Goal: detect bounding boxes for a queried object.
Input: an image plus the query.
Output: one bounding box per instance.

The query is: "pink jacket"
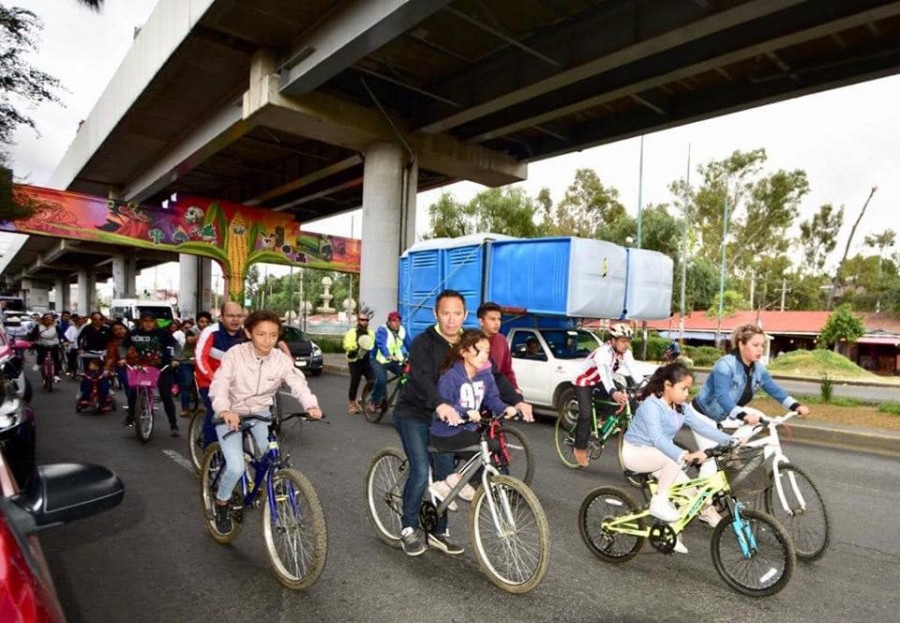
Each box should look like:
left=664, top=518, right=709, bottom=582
left=210, top=342, right=319, bottom=415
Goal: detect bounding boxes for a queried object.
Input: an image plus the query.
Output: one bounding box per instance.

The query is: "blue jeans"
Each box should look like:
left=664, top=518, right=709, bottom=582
left=176, top=362, right=195, bottom=409
left=394, top=413, right=453, bottom=533
left=214, top=416, right=270, bottom=502
left=199, top=388, right=217, bottom=447
left=79, top=375, right=110, bottom=404
left=371, top=360, right=403, bottom=404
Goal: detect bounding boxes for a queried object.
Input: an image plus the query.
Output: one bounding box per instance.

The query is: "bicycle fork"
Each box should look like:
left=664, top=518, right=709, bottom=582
left=771, top=457, right=806, bottom=516
left=728, top=500, right=758, bottom=558
left=481, top=465, right=517, bottom=538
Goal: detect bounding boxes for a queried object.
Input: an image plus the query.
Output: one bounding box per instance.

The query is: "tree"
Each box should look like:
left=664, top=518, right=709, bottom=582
left=827, top=186, right=877, bottom=309
left=798, top=204, right=844, bottom=276
left=684, top=257, right=719, bottom=311
left=539, top=168, right=626, bottom=238
left=706, top=289, right=747, bottom=319
left=864, top=229, right=896, bottom=312
left=424, top=187, right=542, bottom=239
left=0, top=7, right=63, bottom=145
left=819, top=303, right=864, bottom=353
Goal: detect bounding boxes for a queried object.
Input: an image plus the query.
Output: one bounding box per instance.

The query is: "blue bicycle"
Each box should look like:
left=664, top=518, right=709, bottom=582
left=200, top=413, right=327, bottom=590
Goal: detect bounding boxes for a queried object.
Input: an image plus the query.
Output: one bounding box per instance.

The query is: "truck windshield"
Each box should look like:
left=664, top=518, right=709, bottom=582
left=539, top=329, right=600, bottom=359
left=137, top=306, right=173, bottom=321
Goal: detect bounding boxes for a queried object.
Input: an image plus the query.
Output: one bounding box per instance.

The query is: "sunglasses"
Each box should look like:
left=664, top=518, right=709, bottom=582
left=358, top=318, right=369, bottom=322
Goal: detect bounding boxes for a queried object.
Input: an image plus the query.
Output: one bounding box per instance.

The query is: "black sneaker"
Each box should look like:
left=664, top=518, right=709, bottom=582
left=214, top=503, right=233, bottom=534
left=400, top=527, right=426, bottom=557
left=170, top=425, right=180, bottom=437
left=427, top=531, right=464, bottom=555
left=122, top=416, right=134, bottom=427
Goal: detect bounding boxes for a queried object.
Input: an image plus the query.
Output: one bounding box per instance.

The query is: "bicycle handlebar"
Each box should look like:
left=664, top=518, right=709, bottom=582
left=212, top=412, right=324, bottom=439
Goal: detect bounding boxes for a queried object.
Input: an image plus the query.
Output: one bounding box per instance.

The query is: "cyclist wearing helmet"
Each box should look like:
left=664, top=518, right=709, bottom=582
left=571, top=322, right=642, bottom=467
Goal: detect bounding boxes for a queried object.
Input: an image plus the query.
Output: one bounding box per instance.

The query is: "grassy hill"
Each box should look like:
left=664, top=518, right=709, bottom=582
left=767, top=349, right=879, bottom=380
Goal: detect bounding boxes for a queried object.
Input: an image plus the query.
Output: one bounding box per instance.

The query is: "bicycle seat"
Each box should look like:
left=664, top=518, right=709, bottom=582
left=622, top=469, right=655, bottom=486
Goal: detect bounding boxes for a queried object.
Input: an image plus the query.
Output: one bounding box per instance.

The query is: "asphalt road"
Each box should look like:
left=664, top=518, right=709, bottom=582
left=28, top=371, right=900, bottom=623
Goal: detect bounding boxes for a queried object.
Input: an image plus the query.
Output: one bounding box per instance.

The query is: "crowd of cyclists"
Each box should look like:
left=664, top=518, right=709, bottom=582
left=6, top=293, right=815, bottom=585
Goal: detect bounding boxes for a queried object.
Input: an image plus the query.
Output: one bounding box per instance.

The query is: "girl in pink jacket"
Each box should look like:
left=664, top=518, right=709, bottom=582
left=208, top=310, right=323, bottom=533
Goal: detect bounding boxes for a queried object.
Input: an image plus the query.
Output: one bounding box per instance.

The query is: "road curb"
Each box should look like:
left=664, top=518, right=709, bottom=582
left=786, top=422, right=900, bottom=458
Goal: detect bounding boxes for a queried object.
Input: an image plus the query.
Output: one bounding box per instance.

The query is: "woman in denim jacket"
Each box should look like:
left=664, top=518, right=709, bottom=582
left=692, top=325, right=809, bottom=473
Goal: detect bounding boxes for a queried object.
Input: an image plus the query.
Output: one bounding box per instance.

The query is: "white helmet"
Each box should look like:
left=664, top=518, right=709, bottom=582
left=608, top=323, right=634, bottom=339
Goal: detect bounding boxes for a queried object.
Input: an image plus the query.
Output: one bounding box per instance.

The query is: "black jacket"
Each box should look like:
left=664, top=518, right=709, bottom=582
left=395, top=326, right=522, bottom=423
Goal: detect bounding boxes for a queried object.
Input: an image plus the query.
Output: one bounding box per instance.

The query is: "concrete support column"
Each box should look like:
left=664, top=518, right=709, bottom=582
left=76, top=269, right=96, bottom=315
left=111, top=255, right=137, bottom=299
left=179, top=254, right=213, bottom=319
left=21, top=278, right=50, bottom=311
left=359, top=142, right=416, bottom=323
left=54, top=277, right=71, bottom=312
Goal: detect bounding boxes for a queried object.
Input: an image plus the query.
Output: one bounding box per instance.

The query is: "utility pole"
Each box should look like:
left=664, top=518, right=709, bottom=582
left=678, top=144, right=690, bottom=346
left=637, top=135, right=644, bottom=249
left=714, top=194, right=729, bottom=349
left=777, top=278, right=790, bottom=312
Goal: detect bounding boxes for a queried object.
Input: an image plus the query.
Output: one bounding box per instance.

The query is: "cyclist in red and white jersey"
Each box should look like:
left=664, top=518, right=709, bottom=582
left=571, top=323, right=642, bottom=467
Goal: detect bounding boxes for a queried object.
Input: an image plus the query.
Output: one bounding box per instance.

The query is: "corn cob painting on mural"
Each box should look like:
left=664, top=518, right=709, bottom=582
left=3, top=184, right=361, bottom=302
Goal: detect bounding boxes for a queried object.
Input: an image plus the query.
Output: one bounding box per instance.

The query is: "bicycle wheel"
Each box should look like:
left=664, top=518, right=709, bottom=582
left=360, top=380, right=386, bottom=423
left=553, top=412, right=581, bottom=469
left=364, top=448, right=408, bottom=547
left=765, top=463, right=829, bottom=562
left=468, top=475, right=550, bottom=594
left=199, top=443, right=243, bottom=544
left=42, top=363, right=53, bottom=392
left=188, top=411, right=205, bottom=474
left=502, top=425, right=534, bottom=486
left=261, top=468, right=328, bottom=590
left=578, top=486, right=644, bottom=563
left=134, top=389, right=154, bottom=444
left=710, top=508, right=795, bottom=597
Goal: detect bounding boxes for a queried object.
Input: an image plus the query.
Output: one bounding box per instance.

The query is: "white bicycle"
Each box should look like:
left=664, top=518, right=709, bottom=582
left=744, top=411, right=830, bottom=561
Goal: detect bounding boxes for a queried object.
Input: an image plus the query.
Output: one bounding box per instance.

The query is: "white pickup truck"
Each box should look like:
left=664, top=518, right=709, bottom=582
left=506, top=327, right=657, bottom=419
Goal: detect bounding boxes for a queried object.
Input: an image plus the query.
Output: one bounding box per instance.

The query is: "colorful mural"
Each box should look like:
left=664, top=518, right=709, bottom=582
left=2, top=185, right=361, bottom=300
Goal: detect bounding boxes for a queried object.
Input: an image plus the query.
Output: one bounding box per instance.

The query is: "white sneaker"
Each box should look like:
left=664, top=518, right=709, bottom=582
left=673, top=535, right=689, bottom=554
left=649, top=495, right=681, bottom=523
left=698, top=506, right=722, bottom=528
left=428, top=480, right=458, bottom=511
left=53, top=376, right=61, bottom=383
left=32, top=364, right=39, bottom=372
left=445, top=472, right=476, bottom=502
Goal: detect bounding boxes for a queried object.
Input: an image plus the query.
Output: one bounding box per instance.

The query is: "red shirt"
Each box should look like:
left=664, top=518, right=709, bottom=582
left=489, top=332, right=519, bottom=391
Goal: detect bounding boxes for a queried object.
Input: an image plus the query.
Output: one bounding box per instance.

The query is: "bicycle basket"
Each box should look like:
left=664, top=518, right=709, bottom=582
left=127, top=366, right=161, bottom=388
left=721, top=446, right=768, bottom=496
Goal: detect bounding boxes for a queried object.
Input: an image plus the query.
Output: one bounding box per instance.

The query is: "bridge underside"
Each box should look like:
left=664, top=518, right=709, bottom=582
left=5, top=0, right=900, bottom=299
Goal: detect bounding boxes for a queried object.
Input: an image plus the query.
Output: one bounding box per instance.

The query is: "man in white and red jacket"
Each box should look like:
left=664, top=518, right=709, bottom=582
left=195, top=301, right=246, bottom=446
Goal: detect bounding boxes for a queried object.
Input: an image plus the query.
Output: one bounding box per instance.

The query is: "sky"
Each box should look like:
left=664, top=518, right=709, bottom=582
left=4, top=0, right=899, bottom=295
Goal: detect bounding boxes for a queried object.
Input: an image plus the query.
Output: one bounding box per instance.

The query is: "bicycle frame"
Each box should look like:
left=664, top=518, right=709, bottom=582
left=744, top=411, right=808, bottom=515
left=606, top=469, right=760, bottom=558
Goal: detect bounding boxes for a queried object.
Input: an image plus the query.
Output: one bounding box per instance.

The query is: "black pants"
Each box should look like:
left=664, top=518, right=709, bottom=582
left=128, top=367, right=177, bottom=429
left=574, top=385, right=618, bottom=449
left=347, top=359, right=374, bottom=401
left=35, top=345, right=62, bottom=373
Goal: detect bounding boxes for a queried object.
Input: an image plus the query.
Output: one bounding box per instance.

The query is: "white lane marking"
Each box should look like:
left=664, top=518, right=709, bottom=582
left=162, top=449, right=195, bottom=472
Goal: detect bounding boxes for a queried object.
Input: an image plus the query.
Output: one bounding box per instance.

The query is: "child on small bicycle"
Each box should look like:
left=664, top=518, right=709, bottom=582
left=78, top=357, right=111, bottom=412
left=208, top=310, right=323, bottom=534
left=621, top=362, right=734, bottom=554
left=571, top=323, right=642, bottom=467
left=28, top=312, right=64, bottom=383
left=430, top=329, right=517, bottom=507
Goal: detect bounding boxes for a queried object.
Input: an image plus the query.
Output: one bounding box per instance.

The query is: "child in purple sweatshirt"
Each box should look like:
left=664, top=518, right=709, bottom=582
left=430, top=329, right=516, bottom=507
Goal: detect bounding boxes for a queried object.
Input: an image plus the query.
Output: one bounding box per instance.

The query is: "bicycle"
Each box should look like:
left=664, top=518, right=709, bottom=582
left=555, top=382, right=642, bottom=476
left=75, top=371, right=116, bottom=415
left=39, top=346, right=60, bottom=392
left=360, top=362, right=408, bottom=423
left=364, top=413, right=550, bottom=593
left=578, top=443, right=795, bottom=597
left=189, top=390, right=287, bottom=475
left=126, top=364, right=168, bottom=444
left=742, top=410, right=830, bottom=562
left=199, top=413, right=328, bottom=590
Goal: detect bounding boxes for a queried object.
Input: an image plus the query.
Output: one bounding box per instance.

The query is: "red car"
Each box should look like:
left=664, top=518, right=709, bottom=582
left=0, top=437, right=124, bottom=622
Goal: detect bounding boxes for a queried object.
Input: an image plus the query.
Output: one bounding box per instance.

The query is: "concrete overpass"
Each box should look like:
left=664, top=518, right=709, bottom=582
left=3, top=0, right=900, bottom=318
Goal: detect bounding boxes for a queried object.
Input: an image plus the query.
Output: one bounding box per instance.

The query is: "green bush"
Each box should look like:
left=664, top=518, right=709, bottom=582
left=685, top=345, right=723, bottom=367
left=630, top=335, right=671, bottom=361
left=820, top=374, right=833, bottom=403
left=878, top=402, right=900, bottom=417
left=309, top=334, right=344, bottom=354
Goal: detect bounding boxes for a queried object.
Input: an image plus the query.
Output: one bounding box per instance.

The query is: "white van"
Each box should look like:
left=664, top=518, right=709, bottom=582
left=109, top=299, right=179, bottom=328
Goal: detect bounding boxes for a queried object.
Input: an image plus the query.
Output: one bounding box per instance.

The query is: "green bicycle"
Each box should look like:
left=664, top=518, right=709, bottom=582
left=554, top=383, right=640, bottom=473
left=578, top=444, right=795, bottom=597
left=360, top=363, right=408, bottom=423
